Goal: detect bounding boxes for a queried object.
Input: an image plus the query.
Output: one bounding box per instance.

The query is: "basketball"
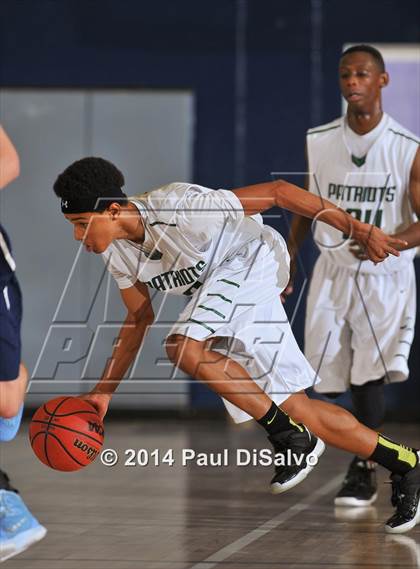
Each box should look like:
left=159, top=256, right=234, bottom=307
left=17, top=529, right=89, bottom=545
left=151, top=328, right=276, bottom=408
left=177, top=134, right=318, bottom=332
left=29, top=396, right=104, bottom=472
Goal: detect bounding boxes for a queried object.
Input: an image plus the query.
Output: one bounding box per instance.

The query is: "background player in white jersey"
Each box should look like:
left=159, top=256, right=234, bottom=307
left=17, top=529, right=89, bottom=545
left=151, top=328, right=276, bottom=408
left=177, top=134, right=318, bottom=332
left=54, top=156, right=419, bottom=532
left=284, top=45, right=420, bottom=509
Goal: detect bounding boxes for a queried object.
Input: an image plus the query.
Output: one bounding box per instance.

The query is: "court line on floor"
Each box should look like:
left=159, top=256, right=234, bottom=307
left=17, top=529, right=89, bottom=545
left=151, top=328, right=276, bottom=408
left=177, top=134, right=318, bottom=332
left=189, top=473, right=343, bottom=569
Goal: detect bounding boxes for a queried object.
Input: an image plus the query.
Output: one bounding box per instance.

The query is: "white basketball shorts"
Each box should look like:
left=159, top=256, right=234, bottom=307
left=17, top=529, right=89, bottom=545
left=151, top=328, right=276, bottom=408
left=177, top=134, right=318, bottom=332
left=168, top=226, right=320, bottom=423
left=305, top=254, right=416, bottom=393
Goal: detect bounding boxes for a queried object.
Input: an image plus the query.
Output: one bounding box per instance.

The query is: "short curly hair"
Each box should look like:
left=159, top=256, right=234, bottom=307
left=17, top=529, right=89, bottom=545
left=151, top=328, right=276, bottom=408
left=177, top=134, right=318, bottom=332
left=340, top=44, right=386, bottom=73
left=53, top=157, right=126, bottom=205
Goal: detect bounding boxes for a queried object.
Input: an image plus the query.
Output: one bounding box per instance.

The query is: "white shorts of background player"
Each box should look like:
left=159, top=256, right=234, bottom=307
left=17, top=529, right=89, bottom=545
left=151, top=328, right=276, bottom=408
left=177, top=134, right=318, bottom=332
left=305, top=255, right=416, bottom=393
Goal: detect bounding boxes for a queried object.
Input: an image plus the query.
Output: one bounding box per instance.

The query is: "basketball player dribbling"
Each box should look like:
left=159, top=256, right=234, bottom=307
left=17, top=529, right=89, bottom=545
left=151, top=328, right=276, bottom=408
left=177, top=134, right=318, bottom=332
left=284, top=45, right=420, bottom=512
left=53, top=153, right=419, bottom=532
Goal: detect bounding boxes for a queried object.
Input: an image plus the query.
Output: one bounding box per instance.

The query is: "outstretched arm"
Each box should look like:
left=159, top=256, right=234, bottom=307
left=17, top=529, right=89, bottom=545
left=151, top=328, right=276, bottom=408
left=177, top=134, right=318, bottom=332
left=232, top=179, right=407, bottom=264
left=233, top=178, right=356, bottom=233
left=82, top=281, right=154, bottom=419
left=0, top=126, right=20, bottom=189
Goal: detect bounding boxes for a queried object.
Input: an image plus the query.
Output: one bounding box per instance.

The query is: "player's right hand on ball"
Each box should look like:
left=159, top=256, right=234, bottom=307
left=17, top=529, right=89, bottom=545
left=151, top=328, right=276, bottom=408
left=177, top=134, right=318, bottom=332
left=80, top=392, right=111, bottom=421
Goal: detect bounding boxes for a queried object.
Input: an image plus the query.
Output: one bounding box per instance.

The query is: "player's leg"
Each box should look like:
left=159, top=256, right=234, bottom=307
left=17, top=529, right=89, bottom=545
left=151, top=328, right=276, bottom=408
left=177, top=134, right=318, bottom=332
left=305, top=258, right=385, bottom=506
left=351, top=378, right=386, bottom=431
left=167, top=234, right=326, bottom=493
left=0, top=362, right=47, bottom=563
left=0, top=278, right=47, bottom=562
left=167, top=334, right=276, bottom=417
left=0, top=279, right=27, bottom=439
left=166, top=333, right=325, bottom=493
left=0, top=282, right=27, bottom=442
left=330, top=378, right=386, bottom=507
left=166, top=336, right=374, bottom=457
left=281, top=391, right=420, bottom=533
left=281, top=392, right=377, bottom=455
left=343, top=265, right=417, bottom=518
left=0, top=364, right=27, bottom=433
left=318, top=383, right=383, bottom=508
left=304, top=257, right=374, bottom=505
left=167, top=335, right=419, bottom=532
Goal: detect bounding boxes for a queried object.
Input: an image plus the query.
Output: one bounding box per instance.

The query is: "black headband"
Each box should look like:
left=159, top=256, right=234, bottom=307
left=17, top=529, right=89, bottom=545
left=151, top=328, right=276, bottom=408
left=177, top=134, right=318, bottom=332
left=60, top=187, right=127, bottom=214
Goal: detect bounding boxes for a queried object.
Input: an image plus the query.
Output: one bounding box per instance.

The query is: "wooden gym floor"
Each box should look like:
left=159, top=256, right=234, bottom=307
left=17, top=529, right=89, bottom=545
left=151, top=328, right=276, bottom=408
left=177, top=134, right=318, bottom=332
left=1, top=418, right=419, bottom=569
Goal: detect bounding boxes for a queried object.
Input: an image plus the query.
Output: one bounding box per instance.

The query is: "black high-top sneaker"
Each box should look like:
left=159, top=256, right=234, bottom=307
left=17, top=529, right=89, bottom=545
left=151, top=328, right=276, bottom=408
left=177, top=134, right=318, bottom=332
left=334, top=457, right=378, bottom=507
left=268, top=426, right=325, bottom=494
left=386, top=464, right=420, bottom=534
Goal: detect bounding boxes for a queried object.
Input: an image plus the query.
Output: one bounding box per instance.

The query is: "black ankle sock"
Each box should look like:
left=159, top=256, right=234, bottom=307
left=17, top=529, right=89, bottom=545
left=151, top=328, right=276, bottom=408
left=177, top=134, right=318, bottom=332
left=369, top=435, right=419, bottom=475
left=257, top=402, right=304, bottom=436
left=0, top=469, right=18, bottom=493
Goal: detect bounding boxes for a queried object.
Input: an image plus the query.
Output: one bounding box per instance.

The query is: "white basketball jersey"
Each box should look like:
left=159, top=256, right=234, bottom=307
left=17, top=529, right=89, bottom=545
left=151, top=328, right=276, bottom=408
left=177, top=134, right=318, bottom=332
left=306, top=113, right=419, bottom=274
left=102, top=183, right=266, bottom=296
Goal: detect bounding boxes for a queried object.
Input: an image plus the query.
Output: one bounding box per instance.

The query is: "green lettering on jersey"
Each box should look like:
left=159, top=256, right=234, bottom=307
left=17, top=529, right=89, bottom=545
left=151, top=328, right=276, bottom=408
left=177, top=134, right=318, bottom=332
left=343, top=208, right=383, bottom=239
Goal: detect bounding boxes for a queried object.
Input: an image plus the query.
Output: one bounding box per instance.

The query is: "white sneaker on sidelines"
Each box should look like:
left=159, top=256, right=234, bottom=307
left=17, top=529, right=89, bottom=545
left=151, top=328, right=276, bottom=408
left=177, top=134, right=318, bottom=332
left=0, top=490, right=47, bottom=562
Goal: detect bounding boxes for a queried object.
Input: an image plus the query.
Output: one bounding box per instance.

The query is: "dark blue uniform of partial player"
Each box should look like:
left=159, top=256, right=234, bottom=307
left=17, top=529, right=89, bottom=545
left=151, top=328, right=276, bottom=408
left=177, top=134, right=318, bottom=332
left=0, top=223, right=22, bottom=381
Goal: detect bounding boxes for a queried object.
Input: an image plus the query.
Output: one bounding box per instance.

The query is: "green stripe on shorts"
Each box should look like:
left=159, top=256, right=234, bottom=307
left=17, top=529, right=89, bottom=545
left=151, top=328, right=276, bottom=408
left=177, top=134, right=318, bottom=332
left=188, top=318, right=216, bottom=334
left=207, top=293, right=232, bottom=303
left=149, top=221, right=177, bottom=227
left=217, top=278, right=240, bottom=288
left=197, top=304, right=226, bottom=319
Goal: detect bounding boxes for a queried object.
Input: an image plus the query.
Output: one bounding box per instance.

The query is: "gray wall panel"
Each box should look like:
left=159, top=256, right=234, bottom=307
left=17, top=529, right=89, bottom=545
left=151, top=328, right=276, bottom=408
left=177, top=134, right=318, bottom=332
left=0, top=89, right=194, bottom=409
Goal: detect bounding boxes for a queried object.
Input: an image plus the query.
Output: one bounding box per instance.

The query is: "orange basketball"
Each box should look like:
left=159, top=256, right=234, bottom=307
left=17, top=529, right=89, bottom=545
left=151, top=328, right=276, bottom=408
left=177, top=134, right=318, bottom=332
left=29, top=396, right=104, bottom=471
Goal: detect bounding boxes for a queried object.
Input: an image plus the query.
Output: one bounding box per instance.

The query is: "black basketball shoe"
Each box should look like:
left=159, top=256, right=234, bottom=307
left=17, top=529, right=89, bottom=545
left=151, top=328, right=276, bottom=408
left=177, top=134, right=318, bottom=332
left=386, top=464, right=420, bottom=534
left=334, top=457, right=378, bottom=507
left=268, top=426, right=325, bottom=494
